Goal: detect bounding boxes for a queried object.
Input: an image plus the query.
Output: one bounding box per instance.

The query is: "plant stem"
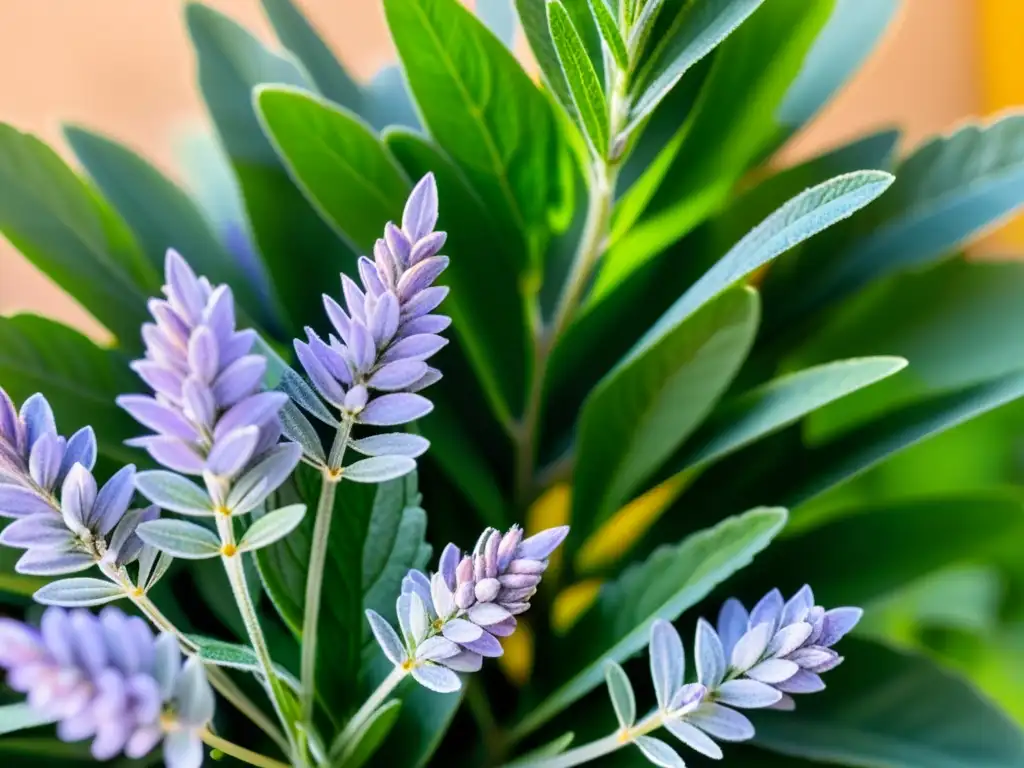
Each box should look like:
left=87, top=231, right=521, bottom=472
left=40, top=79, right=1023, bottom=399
left=201, top=728, right=291, bottom=768
left=466, top=677, right=503, bottom=761
left=218, top=515, right=301, bottom=764
left=503, top=712, right=664, bottom=768
left=299, top=416, right=352, bottom=746
left=335, top=666, right=408, bottom=748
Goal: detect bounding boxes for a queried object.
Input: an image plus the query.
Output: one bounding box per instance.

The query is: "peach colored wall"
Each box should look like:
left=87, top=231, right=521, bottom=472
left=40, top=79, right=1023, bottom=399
left=0, top=0, right=989, bottom=338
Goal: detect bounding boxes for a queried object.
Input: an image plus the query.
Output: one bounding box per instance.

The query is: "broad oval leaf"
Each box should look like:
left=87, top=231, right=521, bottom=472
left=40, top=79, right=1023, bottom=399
left=135, top=471, right=213, bottom=516
left=549, top=0, right=609, bottom=157
left=33, top=577, right=125, bottom=608
left=239, top=504, right=307, bottom=551
left=256, top=86, right=410, bottom=253
left=349, top=433, right=430, bottom=459
left=514, top=507, right=786, bottom=739
left=571, top=286, right=759, bottom=551
left=136, top=519, right=221, bottom=560
left=753, top=639, right=1024, bottom=768
left=344, top=456, right=417, bottom=484
left=604, top=660, right=636, bottom=728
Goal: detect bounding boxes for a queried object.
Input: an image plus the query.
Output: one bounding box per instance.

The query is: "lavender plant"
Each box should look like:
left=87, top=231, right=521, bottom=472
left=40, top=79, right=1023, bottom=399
left=2, top=0, right=1024, bottom=767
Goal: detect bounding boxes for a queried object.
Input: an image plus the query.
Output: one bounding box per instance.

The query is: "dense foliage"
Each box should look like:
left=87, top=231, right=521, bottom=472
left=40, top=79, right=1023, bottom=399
left=2, top=0, right=1024, bottom=766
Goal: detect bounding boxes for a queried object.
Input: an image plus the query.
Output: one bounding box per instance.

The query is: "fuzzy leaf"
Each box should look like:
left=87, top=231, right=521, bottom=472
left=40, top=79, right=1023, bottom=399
left=188, top=634, right=301, bottom=692
left=135, top=471, right=213, bottom=516
left=136, top=519, right=221, bottom=559
left=549, top=0, right=609, bottom=157
left=344, top=456, right=417, bottom=484
left=604, top=660, right=636, bottom=728
left=33, top=578, right=125, bottom=608
left=0, top=704, right=57, bottom=737
left=239, top=504, right=306, bottom=551
left=588, top=0, right=627, bottom=70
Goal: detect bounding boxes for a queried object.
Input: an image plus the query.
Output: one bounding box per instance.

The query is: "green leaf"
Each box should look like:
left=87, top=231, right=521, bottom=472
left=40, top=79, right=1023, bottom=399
left=61, top=124, right=267, bottom=325
left=587, top=0, right=627, bottom=71
left=136, top=519, right=221, bottom=559
left=677, top=356, right=908, bottom=471
left=604, top=661, right=636, bottom=727
left=776, top=0, right=900, bottom=132
left=571, top=287, right=759, bottom=551
left=134, top=471, right=213, bottom=517
left=783, top=112, right=1024, bottom=321
left=618, top=170, right=893, bottom=337
left=549, top=0, right=609, bottom=157
left=343, top=456, right=416, bottom=484
left=516, top=506, right=786, bottom=739
left=384, top=0, right=563, bottom=262
left=239, top=504, right=307, bottom=551
left=607, top=0, right=834, bottom=275
left=260, top=0, right=364, bottom=110
left=627, top=0, right=765, bottom=133
left=0, top=704, right=56, bottom=737
left=385, top=129, right=530, bottom=424
left=256, top=86, right=411, bottom=253
left=188, top=633, right=301, bottom=691
left=0, top=315, right=140, bottom=465
left=33, top=578, right=125, bottom=608
left=333, top=700, right=402, bottom=768
left=0, top=125, right=158, bottom=346
left=186, top=1, right=352, bottom=332
left=505, top=733, right=576, bottom=765
left=752, top=639, right=1024, bottom=768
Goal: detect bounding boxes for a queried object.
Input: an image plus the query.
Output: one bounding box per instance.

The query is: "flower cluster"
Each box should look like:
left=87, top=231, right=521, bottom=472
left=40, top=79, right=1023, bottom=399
left=294, top=174, right=450, bottom=438
left=0, top=388, right=156, bottom=578
left=366, top=524, right=570, bottom=692
left=119, top=250, right=300, bottom=513
left=0, top=606, right=213, bottom=767
left=601, top=587, right=862, bottom=766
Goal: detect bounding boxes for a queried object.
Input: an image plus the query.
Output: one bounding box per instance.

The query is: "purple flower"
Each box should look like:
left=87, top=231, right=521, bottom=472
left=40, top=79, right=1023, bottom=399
left=293, top=174, right=450, bottom=438
left=0, top=606, right=213, bottom=767
left=365, top=524, right=569, bottom=693
left=119, top=250, right=300, bottom=509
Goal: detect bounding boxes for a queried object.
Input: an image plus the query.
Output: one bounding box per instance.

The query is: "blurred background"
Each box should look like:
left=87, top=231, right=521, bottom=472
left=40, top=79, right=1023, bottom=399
left=1, top=0, right=1024, bottom=340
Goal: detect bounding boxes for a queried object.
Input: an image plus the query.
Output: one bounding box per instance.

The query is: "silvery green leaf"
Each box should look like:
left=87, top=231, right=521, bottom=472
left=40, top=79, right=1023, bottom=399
left=548, top=0, right=609, bottom=158
left=716, top=679, right=781, bottom=709
left=604, top=660, right=636, bottom=728
left=280, top=400, right=326, bottom=464
left=504, top=733, right=576, bottom=765
left=188, top=634, right=302, bottom=692
left=366, top=609, right=406, bottom=666
left=145, top=550, right=175, bottom=592
left=134, top=470, right=213, bottom=516
left=695, top=618, right=727, bottom=689
left=634, top=735, right=685, bottom=767
left=664, top=719, right=723, bottom=760
left=411, top=663, right=461, bottom=693
left=227, top=443, right=302, bottom=513
left=33, top=577, right=125, bottom=607
left=0, top=702, right=58, bottom=736
left=588, top=0, right=627, bottom=71
left=649, top=619, right=684, bottom=710
left=333, top=699, right=402, bottom=768
left=279, top=366, right=340, bottom=426
left=238, top=503, right=306, bottom=551
left=344, top=456, right=416, bottom=484
left=349, top=433, right=430, bottom=459
left=688, top=703, right=754, bottom=741
left=137, top=519, right=221, bottom=559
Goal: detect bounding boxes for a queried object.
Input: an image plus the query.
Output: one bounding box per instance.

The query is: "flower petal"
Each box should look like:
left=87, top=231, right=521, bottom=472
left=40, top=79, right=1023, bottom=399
left=716, top=679, right=783, bottom=709
left=411, top=664, right=461, bottom=693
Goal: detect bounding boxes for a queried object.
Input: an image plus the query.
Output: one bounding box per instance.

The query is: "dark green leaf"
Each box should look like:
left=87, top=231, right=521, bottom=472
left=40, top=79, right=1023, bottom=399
left=517, top=506, right=786, bottom=739
left=753, top=639, right=1024, bottom=768
left=260, top=0, right=364, bottom=110
left=571, top=287, right=759, bottom=551
left=334, top=699, right=402, bottom=768
left=549, top=0, right=609, bottom=157
left=256, top=86, right=410, bottom=253
left=0, top=314, right=139, bottom=465
left=186, top=1, right=353, bottom=333
left=0, top=125, right=158, bottom=346
left=384, top=0, right=564, bottom=265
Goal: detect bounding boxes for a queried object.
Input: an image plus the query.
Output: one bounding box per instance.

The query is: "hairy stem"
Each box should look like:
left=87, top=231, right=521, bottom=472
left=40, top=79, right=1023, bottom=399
left=201, top=728, right=291, bottom=768
left=299, top=416, right=352, bottom=744
left=335, top=666, right=408, bottom=749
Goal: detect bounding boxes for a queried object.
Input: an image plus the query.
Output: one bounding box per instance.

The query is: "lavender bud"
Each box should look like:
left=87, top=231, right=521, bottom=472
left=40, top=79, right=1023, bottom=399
left=455, top=582, right=476, bottom=610
left=474, top=578, right=501, bottom=603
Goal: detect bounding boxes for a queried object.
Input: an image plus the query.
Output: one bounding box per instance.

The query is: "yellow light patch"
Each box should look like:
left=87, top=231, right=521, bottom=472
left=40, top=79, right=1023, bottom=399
left=552, top=579, right=604, bottom=635
left=527, top=482, right=572, bottom=577
left=498, top=618, right=534, bottom=686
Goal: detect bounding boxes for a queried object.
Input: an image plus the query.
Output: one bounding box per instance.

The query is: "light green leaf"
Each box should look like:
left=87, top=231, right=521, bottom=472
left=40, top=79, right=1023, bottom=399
left=137, top=519, right=221, bottom=560
left=186, top=1, right=352, bottom=332
left=0, top=704, right=56, bottom=737
left=752, top=639, right=1024, bottom=768
left=678, top=356, right=908, bottom=470
left=188, top=634, right=301, bottom=691
left=256, top=86, right=410, bottom=252
left=515, top=507, right=786, bottom=739
left=333, top=699, right=402, bottom=768
left=33, top=578, right=125, bottom=608
left=344, top=456, right=416, bottom=484
left=571, top=287, right=759, bottom=551
left=0, top=315, right=140, bottom=465
left=625, top=170, right=893, bottom=341
left=0, top=125, right=158, bottom=347
left=587, top=0, right=627, bottom=71
left=628, top=0, right=765, bottom=133
left=260, top=0, right=364, bottom=110
left=134, top=471, right=213, bottom=517
left=605, top=661, right=636, bottom=728
left=549, top=0, right=609, bottom=157
left=384, top=0, right=563, bottom=262
left=505, top=734, right=576, bottom=765
left=239, top=504, right=307, bottom=551
left=61, top=124, right=266, bottom=323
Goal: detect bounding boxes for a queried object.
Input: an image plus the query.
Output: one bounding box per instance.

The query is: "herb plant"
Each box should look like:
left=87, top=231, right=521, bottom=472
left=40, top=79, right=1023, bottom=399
left=1, top=0, right=1024, bottom=767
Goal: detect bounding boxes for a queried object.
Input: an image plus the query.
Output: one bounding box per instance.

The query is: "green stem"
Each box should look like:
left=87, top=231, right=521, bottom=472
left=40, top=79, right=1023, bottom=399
left=335, top=666, right=408, bottom=749
left=504, top=713, right=663, bottom=768
left=218, top=516, right=301, bottom=763
left=201, top=728, right=291, bottom=768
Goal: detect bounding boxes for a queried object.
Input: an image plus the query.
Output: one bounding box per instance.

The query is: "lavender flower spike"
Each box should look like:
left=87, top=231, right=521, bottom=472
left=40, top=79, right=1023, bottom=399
left=366, top=524, right=569, bottom=693
left=0, top=606, right=213, bottom=767
left=294, top=174, right=450, bottom=444
left=119, top=250, right=300, bottom=511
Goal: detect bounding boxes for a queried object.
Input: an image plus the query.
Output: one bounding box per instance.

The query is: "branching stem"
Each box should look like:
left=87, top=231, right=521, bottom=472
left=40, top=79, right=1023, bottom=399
left=201, top=728, right=291, bottom=768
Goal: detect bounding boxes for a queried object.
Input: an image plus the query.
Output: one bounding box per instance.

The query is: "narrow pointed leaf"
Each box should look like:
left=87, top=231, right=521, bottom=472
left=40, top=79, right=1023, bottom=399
left=588, top=0, right=627, bottom=70
left=549, top=0, right=609, bottom=157
left=33, top=578, right=125, bottom=607
left=137, top=519, right=221, bottom=559
left=239, top=504, right=307, bottom=551
left=0, top=704, right=58, bottom=737
left=334, top=700, right=403, bottom=768
left=604, top=661, right=636, bottom=727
